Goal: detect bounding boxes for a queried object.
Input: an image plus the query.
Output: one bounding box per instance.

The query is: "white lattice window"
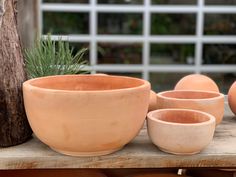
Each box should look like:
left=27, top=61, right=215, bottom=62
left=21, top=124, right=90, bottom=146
left=39, top=0, right=236, bottom=93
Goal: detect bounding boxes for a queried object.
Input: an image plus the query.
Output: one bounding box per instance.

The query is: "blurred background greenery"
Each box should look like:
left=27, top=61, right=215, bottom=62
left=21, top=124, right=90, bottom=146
left=20, top=0, right=236, bottom=93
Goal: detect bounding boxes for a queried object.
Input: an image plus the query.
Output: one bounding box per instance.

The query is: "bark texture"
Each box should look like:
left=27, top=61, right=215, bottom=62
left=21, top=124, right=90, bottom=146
left=0, top=0, right=32, bottom=147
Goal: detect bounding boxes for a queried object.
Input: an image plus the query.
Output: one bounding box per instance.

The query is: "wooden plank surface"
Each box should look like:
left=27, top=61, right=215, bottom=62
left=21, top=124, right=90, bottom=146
left=0, top=103, right=236, bottom=169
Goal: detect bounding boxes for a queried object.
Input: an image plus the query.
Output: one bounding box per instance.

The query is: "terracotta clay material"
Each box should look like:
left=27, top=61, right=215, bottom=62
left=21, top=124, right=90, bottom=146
left=156, top=90, right=224, bottom=125
left=174, top=74, right=219, bottom=92
left=148, top=90, right=157, bottom=112
left=147, top=109, right=215, bottom=155
left=228, top=81, right=236, bottom=115
left=23, top=75, right=150, bottom=156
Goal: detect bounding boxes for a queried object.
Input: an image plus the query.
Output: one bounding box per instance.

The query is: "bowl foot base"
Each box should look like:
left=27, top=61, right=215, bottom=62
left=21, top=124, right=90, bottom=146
left=159, top=147, right=201, bottom=155
left=50, top=146, right=123, bottom=157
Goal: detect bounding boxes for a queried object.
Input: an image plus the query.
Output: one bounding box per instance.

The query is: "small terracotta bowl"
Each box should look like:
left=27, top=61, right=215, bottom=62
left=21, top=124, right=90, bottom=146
left=147, top=109, right=216, bottom=155
left=23, top=74, right=150, bottom=156
left=156, top=90, right=224, bottom=125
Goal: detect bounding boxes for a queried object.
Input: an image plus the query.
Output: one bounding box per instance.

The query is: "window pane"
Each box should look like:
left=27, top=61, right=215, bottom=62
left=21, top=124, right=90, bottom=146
left=204, top=14, right=236, bottom=35
left=97, top=0, right=143, bottom=4
left=203, top=44, right=236, bottom=64
left=205, top=0, right=236, bottom=5
left=151, top=14, right=196, bottom=35
left=69, top=42, right=90, bottom=64
left=97, top=43, right=142, bottom=64
left=203, top=73, right=236, bottom=93
left=43, top=12, right=89, bottom=35
left=98, top=72, right=142, bottom=78
left=43, top=0, right=89, bottom=3
left=98, top=13, right=143, bottom=35
left=150, top=44, right=195, bottom=64
left=150, top=73, right=192, bottom=92
left=152, top=0, right=196, bottom=5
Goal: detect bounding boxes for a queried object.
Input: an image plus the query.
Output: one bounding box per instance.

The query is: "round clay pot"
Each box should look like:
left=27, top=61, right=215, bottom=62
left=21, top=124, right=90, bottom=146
left=147, top=109, right=215, bottom=155
left=228, top=81, right=236, bottom=115
left=174, top=74, right=219, bottom=92
left=156, top=90, right=224, bottom=125
left=148, top=90, right=157, bottom=112
left=23, top=75, right=150, bottom=156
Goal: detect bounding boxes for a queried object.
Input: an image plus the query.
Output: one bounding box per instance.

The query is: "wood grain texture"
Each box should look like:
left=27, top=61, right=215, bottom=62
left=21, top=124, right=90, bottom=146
left=0, top=103, right=235, bottom=169
left=0, top=0, right=32, bottom=147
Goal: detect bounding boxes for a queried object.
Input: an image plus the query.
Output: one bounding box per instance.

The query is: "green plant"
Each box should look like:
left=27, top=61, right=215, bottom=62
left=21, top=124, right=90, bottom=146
left=25, top=35, right=88, bottom=78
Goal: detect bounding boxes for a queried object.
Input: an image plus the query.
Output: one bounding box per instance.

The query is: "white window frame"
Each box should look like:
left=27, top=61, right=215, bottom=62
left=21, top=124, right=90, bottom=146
left=39, top=0, right=236, bottom=80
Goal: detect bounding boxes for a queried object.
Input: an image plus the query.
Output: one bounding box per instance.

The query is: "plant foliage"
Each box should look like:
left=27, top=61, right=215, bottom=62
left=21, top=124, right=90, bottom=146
left=25, top=35, right=88, bottom=78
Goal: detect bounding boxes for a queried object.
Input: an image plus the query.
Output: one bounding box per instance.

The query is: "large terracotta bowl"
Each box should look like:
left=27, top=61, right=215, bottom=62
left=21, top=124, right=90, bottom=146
left=23, top=75, right=150, bottom=156
left=156, top=90, right=224, bottom=125
left=147, top=109, right=215, bottom=155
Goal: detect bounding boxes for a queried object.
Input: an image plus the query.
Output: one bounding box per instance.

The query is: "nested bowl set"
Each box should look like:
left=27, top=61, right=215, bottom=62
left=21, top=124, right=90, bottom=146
left=23, top=74, right=236, bottom=156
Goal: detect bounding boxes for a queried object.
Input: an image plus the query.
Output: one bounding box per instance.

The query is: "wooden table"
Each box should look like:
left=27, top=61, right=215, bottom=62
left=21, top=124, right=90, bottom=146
left=0, top=104, right=236, bottom=170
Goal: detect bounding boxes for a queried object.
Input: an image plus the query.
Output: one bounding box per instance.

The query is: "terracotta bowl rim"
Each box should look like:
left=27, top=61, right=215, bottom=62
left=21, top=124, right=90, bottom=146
left=157, top=90, right=224, bottom=101
left=147, top=109, right=215, bottom=126
left=23, top=74, right=150, bottom=93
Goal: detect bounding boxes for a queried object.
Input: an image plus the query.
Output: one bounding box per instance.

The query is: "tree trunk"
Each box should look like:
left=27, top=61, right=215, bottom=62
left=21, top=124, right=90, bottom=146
left=0, top=0, right=32, bottom=147
left=17, top=0, right=39, bottom=48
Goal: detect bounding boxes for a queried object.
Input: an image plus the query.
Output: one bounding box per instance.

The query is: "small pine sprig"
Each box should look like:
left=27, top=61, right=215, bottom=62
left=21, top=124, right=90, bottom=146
left=24, top=35, right=88, bottom=78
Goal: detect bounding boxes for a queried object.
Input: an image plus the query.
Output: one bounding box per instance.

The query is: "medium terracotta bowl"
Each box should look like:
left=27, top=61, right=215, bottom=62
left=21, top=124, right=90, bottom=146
left=156, top=90, right=224, bottom=125
left=147, top=109, right=215, bottom=155
left=23, top=75, right=150, bottom=156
